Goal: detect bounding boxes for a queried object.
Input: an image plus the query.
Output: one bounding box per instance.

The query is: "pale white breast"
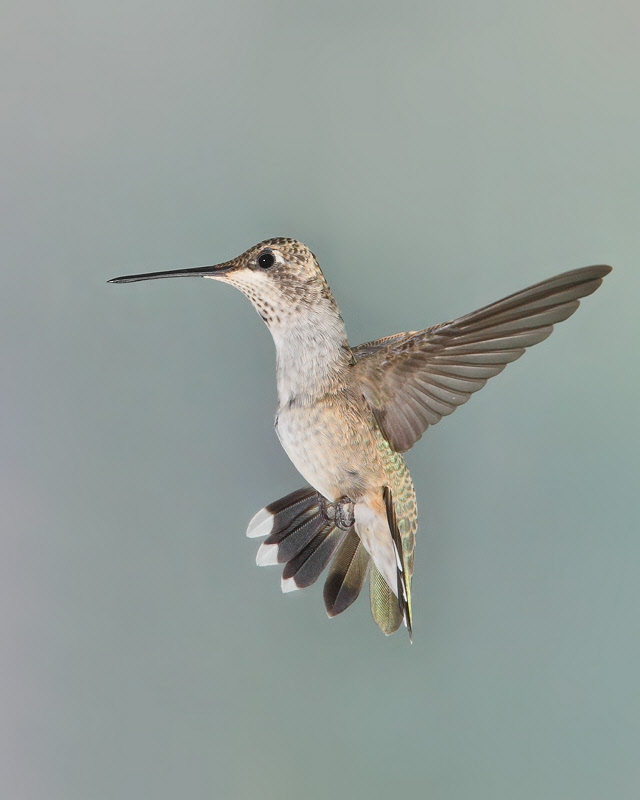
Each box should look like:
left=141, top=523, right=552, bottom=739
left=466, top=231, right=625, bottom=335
left=275, top=395, right=382, bottom=503
left=275, top=402, right=339, bottom=501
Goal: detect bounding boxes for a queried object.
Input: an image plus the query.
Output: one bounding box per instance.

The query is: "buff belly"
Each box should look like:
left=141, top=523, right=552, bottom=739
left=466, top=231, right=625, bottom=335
left=275, top=395, right=417, bottom=599
left=275, top=396, right=382, bottom=503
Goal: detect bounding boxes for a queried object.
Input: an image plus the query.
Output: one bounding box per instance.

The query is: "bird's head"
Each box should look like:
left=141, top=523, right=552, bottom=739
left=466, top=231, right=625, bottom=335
left=109, top=238, right=338, bottom=328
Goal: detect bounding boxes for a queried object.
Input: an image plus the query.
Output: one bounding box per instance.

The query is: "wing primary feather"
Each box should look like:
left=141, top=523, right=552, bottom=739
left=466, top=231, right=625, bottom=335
left=353, top=264, right=610, bottom=454
left=445, top=266, right=610, bottom=330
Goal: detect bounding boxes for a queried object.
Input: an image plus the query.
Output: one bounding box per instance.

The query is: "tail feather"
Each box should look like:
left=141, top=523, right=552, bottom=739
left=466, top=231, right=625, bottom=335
left=369, top=566, right=403, bottom=635
left=383, top=486, right=413, bottom=639
left=246, top=487, right=317, bottom=539
left=282, top=526, right=345, bottom=591
left=259, top=511, right=326, bottom=565
left=248, top=487, right=410, bottom=637
left=248, top=487, right=346, bottom=593
left=323, top=529, right=371, bottom=617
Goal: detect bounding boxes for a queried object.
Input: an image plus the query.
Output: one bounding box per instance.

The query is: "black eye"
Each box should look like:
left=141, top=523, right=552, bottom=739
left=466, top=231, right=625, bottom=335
left=258, top=251, right=275, bottom=269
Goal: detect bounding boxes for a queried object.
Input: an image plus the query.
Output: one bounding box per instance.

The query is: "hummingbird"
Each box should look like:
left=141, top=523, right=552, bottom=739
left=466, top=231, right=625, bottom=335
left=109, top=240, right=611, bottom=639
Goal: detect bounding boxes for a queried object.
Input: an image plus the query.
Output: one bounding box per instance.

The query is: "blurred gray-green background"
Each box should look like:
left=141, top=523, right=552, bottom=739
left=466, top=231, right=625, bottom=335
left=2, top=2, right=639, bottom=798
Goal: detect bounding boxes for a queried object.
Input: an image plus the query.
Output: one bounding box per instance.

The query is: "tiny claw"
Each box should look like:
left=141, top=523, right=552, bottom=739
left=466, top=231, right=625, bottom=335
left=335, top=496, right=355, bottom=530
left=319, top=495, right=355, bottom=529
left=319, top=495, right=336, bottom=523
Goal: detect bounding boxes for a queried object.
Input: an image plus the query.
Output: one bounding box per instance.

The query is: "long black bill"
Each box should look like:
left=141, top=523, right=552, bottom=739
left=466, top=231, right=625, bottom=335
left=108, top=262, right=233, bottom=284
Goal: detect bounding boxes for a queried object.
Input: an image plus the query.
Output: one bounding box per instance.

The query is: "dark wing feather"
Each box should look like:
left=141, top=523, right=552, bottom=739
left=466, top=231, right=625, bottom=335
left=353, top=265, right=611, bottom=453
left=383, top=486, right=412, bottom=639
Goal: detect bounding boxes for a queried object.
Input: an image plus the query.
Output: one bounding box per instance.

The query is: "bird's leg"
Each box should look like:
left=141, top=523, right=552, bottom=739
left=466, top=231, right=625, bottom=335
left=319, top=494, right=355, bottom=530
left=319, top=494, right=336, bottom=523
left=335, top=496, right=355, bottom=529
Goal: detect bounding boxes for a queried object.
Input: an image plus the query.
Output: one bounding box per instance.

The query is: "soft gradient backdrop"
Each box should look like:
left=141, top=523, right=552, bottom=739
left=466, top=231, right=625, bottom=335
left=2, top=2, right=638, bottom=798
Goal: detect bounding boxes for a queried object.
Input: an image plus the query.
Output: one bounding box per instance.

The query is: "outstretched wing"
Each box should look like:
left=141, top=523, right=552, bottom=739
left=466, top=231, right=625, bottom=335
left=353, top=264, right=611, bottom=453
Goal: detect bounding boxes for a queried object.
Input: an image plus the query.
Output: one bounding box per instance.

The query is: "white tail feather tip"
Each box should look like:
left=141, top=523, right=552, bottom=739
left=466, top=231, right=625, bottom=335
left=246, top=508, right=274, bottom=538
left=256, top=542, right=279, bottom=566
left=281, top=575, right=300, bottom=593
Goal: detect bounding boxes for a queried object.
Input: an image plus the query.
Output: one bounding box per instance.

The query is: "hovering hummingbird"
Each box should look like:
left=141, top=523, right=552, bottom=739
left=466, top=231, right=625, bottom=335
left=110, top=240, right=610, bottom=639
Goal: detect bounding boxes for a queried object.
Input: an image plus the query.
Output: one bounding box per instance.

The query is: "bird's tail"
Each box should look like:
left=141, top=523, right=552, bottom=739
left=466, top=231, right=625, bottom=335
left=247, top=487, right=413, bottom=636
left=369, top=565, right=403, bottom=635
left=324, top=528, right=370, bottom=617
left=247, top=487, right=345, bottom=592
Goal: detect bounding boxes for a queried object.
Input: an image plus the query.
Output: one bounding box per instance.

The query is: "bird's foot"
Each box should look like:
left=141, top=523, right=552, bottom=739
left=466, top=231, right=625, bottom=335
left=319, top=495, right=355, bottom=530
